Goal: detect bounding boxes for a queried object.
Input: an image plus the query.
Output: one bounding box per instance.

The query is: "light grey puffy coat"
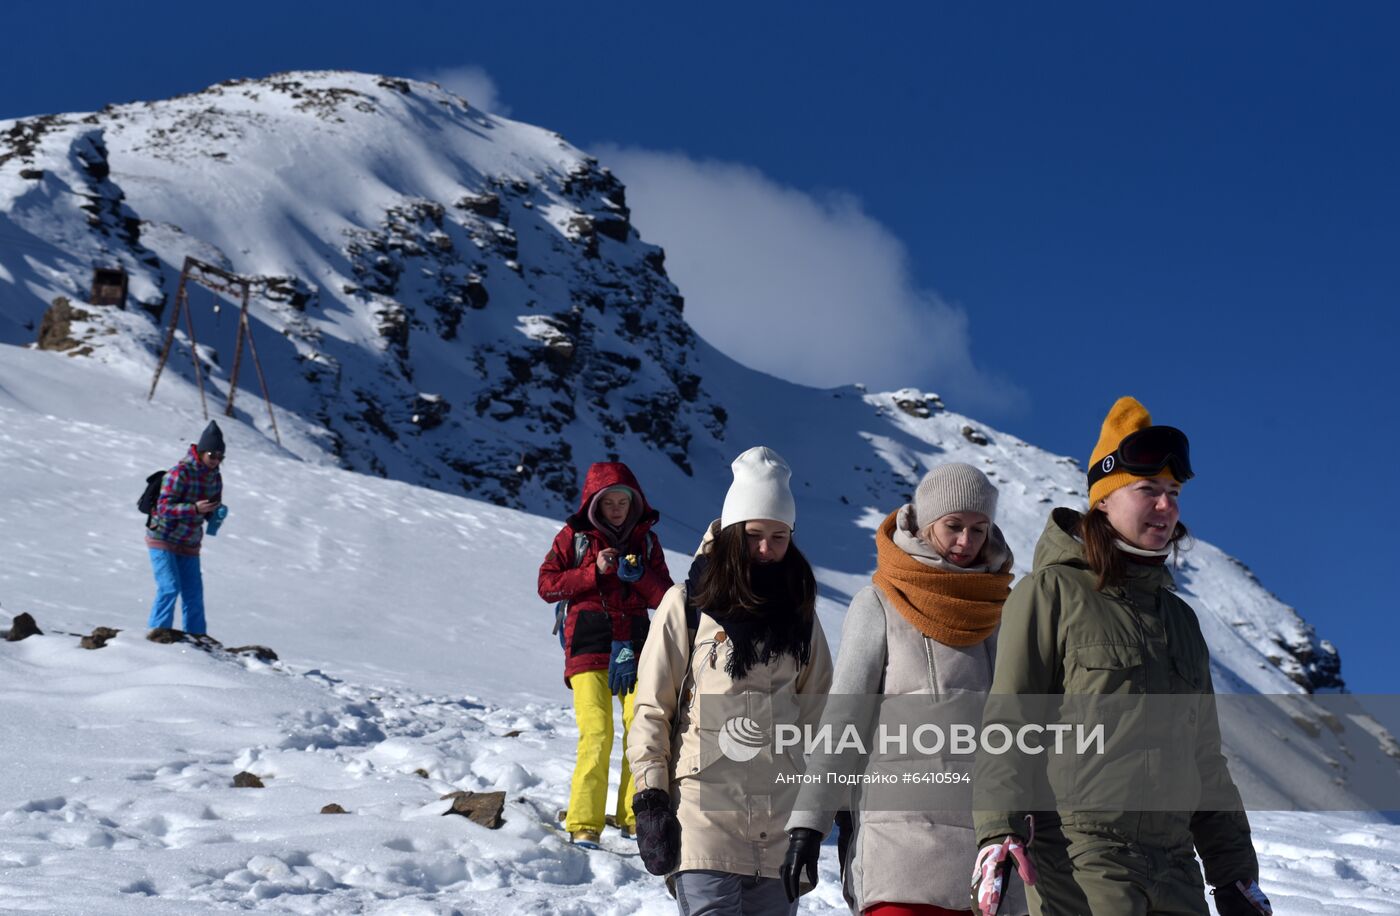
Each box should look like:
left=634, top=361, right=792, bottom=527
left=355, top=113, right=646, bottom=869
left=787, top=505, right=1027, bottom=914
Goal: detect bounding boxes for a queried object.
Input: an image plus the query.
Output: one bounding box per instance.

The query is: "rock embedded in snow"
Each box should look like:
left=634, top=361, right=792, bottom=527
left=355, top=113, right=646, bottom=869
left=232, top=771, right=265, bottom=788
left=440, top=790, right=506, bottom=829
left=35, top=298, right=94, bottom=356
left=4, top=612, right=43, bottom=641
left=226, top=644, right=279, bottom=662
left=961, top=424, right=990, bottom=446
left=78, top=626, right=119, bottom=650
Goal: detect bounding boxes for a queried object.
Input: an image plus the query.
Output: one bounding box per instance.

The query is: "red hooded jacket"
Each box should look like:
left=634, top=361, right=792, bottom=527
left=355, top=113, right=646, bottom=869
left=538, top=462, right=673, bottom=686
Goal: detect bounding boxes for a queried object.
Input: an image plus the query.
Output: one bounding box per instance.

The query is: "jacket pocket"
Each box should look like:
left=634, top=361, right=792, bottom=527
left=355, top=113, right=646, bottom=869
left=1169, top=651, right=1203, bottom=693
left=671, top=729, right=727, bottom=782
left=1067, top=643, right=1144, bottom=694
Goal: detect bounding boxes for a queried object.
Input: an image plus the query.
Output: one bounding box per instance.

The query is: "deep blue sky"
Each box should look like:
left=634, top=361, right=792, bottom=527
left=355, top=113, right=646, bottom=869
left=4, top=2, right=1396, bottom=693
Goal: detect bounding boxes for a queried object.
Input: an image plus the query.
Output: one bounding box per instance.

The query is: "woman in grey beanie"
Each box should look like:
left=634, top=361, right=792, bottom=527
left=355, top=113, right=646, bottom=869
left=782, top=462, right=1028, bottom=915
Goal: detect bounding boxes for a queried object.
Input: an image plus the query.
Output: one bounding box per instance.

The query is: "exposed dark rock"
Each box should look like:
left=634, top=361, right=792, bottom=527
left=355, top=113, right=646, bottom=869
left=232, top=771, right=265, bottom=788
left=565, top=214, right=600, bottom=258
left=261, top=275, right=314, bottom=311
left=411, top=394, right=450, bottom=431
left=226, top=644, right=279, bottom=662
left=373, top=304, right=409, bottom=358
left=894, top=391, right=935, bottom=419
left=36, top=297, right=93, bottom=353
left=354, top=391, right=399, bottom=442
left=961, top=425, right=990, bottom=446
left=0, top=115, right=68, bottom=168
left=490, top=226, right=518, bottom=259
left=19, top=168, right=43, bottom=180
left=414, top=768, right=431, bottom=778
left=79, top=627, right=120, bottom=650
left=1273, top=633, right=1345, bottom=693
left=440, top=790, right=505, bottom=829
left=593, top=213, right=630, bottom=243
left=455, top=192, right=500, bottom=218
left=464, top=277, right=489, bottom=310
left=4, top=612, right=43, bottom=641
left=321, top=803, right=349, bottom=814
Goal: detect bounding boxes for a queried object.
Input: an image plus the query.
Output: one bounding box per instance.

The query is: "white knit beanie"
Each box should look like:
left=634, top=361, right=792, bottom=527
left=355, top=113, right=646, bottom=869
left=912, top=462, right=998, bottom=530
left=720, top=446, right=797, bottom=530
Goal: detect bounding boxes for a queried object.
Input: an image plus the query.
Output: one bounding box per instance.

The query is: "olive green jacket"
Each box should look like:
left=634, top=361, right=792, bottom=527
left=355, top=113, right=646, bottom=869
left=973, top=509, right=1258, bottom=889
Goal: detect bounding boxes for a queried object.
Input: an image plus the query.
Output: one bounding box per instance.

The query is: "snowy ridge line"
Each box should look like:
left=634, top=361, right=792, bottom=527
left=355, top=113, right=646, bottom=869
left=0, top=69, right=1345, bottom=700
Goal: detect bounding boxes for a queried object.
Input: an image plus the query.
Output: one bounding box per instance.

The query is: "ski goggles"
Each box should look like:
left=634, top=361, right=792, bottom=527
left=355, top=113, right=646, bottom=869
left=1087, top=425, right=1194, bottom=486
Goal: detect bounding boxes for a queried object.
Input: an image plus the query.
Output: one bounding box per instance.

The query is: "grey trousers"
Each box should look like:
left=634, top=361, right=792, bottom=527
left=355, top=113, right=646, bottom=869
left=674, top=870, right=799, bottom=916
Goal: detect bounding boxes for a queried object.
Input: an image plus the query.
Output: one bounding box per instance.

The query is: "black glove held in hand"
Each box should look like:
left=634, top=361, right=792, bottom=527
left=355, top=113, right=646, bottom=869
left=1214, top=879, right=1273, bottom=916
left=632, top=789, right=680, bottom=876
left=780, top=827, right=823, bottom=902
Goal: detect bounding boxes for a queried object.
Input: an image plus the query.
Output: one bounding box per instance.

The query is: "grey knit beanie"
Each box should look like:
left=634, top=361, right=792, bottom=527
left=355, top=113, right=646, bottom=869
left=912, top=462, right=998, bottom=530
left=196, top=420, right=225, bottom=455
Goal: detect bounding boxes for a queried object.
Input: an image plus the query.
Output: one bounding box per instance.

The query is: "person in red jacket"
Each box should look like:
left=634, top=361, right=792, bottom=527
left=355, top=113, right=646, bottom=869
left=539, top=461, right=673, bottom=849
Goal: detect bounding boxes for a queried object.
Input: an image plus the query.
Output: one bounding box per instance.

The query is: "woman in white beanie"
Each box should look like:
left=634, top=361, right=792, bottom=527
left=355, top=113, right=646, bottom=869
left=782, top=462, right=1028, bottom=916
left=628, top=446, right=833, bottom=915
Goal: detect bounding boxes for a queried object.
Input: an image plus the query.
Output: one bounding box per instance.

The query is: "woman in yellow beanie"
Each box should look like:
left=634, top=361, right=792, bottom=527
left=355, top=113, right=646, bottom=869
left=971, top=398, right=1272, bottom=916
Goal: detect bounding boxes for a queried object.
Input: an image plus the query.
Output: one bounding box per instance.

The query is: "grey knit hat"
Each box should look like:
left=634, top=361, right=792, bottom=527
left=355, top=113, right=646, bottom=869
left=912, top=462, right=998, bottom=530
left=196, top=420, right=225, bottom=455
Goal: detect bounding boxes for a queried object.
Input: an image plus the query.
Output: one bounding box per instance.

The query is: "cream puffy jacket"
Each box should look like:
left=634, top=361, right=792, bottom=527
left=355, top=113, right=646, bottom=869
left=626, top=526, right=833, bottom=884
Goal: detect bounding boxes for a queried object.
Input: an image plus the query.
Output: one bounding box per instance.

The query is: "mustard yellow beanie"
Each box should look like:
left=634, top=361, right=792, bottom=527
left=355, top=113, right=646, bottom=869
left=1088, top=397, right=1186, bottom=507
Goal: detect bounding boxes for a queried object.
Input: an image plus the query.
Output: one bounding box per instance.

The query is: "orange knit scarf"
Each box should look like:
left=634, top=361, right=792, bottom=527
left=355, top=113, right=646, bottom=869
left=870, top=510, right=1011, bottom=647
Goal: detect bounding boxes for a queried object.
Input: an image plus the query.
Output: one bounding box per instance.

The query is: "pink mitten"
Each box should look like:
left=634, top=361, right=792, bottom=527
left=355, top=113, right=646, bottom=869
left=970, top=834, right=1038, bottom=916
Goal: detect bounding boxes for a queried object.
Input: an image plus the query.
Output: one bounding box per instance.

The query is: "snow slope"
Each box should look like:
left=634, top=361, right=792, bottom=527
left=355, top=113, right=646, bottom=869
left=3, top=339, right=1400, bottom=915
left=1, top=70, right=1397, bottom=913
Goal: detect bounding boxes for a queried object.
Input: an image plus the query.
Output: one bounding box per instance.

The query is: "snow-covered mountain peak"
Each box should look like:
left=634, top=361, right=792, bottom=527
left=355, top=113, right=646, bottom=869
left=0, top=70, right=1365, bottom=702
left=2, top=70, right=716, bottom=508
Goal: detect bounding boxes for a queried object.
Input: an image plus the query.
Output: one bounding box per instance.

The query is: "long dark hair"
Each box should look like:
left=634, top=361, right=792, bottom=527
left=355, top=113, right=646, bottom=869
left=1076, top=509, right=1190, bottom=592
left=691, top=523, right=816, bottom=623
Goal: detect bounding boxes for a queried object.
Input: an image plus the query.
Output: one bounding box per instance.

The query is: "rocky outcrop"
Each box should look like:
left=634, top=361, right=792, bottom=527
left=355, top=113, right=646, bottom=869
left=35, top=298, right=94, bottom=355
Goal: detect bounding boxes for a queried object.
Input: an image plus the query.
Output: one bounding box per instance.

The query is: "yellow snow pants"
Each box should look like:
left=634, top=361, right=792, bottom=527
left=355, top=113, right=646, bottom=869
left=566, top=669, right=636, bottom=834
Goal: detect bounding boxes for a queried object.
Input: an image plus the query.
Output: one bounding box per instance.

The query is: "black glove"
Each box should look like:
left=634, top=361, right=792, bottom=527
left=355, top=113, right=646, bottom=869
left=632, top=788, right=680, bottom=876
left=1213, top=878, right=1273, bottom=916
left=780, top=827, right=823, bottom=902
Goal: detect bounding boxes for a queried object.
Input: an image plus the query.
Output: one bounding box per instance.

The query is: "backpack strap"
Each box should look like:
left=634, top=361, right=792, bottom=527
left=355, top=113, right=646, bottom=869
left=570, top=530, right=591, bottom=568
left=552, top=529, right=595, bottom=644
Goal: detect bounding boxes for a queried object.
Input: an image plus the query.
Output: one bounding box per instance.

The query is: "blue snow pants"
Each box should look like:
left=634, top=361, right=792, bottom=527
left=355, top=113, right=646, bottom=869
left=147, top=548, right=206, bottom=635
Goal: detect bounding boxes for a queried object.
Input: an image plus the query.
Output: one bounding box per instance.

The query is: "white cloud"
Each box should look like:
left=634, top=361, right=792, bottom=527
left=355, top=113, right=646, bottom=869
left=592, top=147, right=1024, bottom=415
left=416, top=66, right=511, bottom=116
